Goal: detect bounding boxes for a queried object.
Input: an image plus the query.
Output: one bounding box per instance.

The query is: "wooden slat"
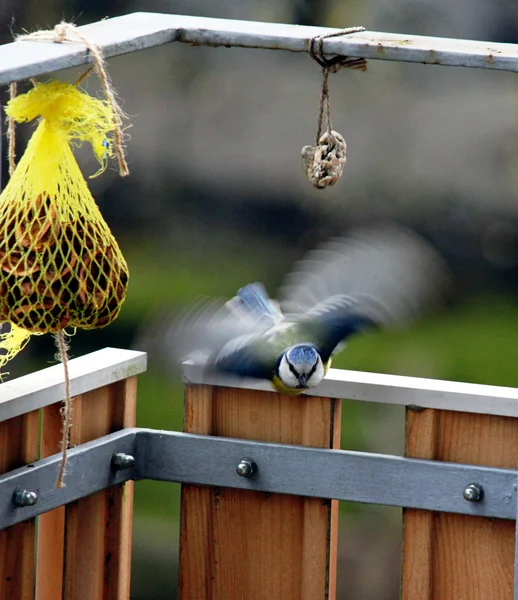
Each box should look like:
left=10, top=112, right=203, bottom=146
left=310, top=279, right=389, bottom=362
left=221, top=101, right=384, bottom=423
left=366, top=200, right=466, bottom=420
left=179, top=385, right=341, bottom=600
left=64, top=377, right=137, bottom=600
left=36, top=403, right=66, bottom=600
left=327, top=403, right=342, bottom=600
left=402, top=409, right=518, bottom=600
left=0, top=410, right=40, bottom=600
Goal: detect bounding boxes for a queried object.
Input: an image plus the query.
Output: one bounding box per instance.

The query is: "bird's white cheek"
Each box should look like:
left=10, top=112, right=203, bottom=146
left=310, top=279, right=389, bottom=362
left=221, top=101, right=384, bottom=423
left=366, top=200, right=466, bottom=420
left=306, top=362, right=325, bottom=388
left=278, top=360, right=300, bottom=389
left=284, top=371, right=300, bottom=389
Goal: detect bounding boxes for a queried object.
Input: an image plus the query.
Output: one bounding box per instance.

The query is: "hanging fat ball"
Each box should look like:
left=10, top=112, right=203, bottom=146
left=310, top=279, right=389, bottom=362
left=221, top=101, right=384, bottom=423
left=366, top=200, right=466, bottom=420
left=166, top=225, right=449, bottom=395
left=302, top=130, right=347, bottom=189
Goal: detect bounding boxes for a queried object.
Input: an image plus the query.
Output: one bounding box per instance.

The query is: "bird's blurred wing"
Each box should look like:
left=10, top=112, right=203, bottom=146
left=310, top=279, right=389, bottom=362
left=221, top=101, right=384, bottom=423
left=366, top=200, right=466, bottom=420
left=295, top=294, right=388, bottom=362
left=165, top=295, right=272, bottom=367
left=212, top=332, right=277, bottom=380
left=280, top=225, right=448, bottom=328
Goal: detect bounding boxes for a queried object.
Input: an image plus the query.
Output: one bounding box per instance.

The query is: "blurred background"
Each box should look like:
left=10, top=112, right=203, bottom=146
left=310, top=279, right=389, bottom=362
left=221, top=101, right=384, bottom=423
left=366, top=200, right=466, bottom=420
left=2, top=1, right=518, bottom=598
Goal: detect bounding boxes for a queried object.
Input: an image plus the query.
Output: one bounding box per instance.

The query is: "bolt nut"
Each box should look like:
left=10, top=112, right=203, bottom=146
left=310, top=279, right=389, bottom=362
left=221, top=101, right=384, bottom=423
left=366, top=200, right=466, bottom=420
left=13, top=489, right=38, bottom=507
left=236, top=458, right=256, bottom=478
left=111, top=452, right=136, bottom=471
left=463, top=483, right=484, bottom=502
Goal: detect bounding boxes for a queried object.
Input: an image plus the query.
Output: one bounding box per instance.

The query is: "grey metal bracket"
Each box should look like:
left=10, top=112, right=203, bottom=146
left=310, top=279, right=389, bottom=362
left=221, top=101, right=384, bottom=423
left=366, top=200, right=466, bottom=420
left=0, top=427, right=517, bottom=530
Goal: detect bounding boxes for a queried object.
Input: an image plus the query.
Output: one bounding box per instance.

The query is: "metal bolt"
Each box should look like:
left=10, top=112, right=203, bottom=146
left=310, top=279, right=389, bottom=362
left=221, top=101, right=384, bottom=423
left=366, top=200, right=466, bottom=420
left=463, top=483, right=484, bottom=502
left=111, top=452, right=136, bottom=471
left=13, top=489, right=38, bottom=507
left=236, top=458, right=256, bottom=478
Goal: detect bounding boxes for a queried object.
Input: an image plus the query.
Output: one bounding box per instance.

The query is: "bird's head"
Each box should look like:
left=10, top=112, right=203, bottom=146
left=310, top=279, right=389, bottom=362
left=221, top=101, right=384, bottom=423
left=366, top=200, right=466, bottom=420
left=276, top=344, right=324, bottom=392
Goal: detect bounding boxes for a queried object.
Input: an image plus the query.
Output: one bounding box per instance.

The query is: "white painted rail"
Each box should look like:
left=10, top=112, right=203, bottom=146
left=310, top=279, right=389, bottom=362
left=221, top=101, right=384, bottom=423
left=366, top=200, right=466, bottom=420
left=182, top=363, right=518, bottom=418
left=0, top=347, right=147, bottom=422
left=1, top=12, right=518, bottom=85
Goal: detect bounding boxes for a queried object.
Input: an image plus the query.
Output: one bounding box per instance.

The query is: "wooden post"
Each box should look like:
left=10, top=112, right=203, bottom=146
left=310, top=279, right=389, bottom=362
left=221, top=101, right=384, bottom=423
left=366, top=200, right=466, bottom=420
left=0, top=349, right=145, bottom=600
left=36, top=403, right=66, bottom=600
left=62, top=378, right=136, bottom=600
left=0, top=411, right=39, bottom=600
left=179, top=385, right=342, bottom=600
left=402, top=408, right=518, bottom=599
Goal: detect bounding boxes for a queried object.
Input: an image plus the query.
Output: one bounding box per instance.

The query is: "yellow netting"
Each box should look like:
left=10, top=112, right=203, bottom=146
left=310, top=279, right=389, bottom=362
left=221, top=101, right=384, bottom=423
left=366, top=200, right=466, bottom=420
left=0, top=81, right=129, bottom=368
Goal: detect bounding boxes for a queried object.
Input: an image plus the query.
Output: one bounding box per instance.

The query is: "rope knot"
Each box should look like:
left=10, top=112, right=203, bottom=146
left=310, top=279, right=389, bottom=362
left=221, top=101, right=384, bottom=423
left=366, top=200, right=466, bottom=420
left=53, top=22, right=72, bottom=43
left=308, top=26, right=367, bottom=72
left=17, top=20, right=129, bottom=176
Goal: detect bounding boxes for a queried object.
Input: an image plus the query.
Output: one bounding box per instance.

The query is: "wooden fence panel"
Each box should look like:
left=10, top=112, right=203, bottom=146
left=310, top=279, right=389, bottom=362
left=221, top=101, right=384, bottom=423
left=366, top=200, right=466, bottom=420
left=179, top=385, right=341, bottom=600
left=0, top=349, right=145, bottom=600
left=0, top=411, right=40, bottom=600
left=64, top=377, right=137, bottom=600
left=402, top=408, right=518, bottom=600
left=36, top=403, right=66, bottom=600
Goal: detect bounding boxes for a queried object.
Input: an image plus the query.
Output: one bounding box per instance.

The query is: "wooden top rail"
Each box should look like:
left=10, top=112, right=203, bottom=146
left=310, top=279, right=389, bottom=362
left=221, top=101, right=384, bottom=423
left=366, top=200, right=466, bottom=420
left=1, top=12, right=518, bottom=85
left=183, top=363, right=518, bottom=418
left=0, top=347, right=147, bottom=422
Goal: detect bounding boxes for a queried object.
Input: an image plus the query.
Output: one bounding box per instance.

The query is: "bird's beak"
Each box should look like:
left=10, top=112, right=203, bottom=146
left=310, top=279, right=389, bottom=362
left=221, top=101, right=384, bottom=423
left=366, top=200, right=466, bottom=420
left=298, top=374, right=308, bottom=387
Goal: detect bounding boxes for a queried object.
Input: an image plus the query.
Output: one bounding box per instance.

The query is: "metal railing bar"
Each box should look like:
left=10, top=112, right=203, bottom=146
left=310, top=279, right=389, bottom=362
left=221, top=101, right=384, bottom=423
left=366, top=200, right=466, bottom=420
left=0, top=428, right=136, bottom=530
left=1, top=12, right=518, bottom=85
left=0, top=427, right=516, bottom=530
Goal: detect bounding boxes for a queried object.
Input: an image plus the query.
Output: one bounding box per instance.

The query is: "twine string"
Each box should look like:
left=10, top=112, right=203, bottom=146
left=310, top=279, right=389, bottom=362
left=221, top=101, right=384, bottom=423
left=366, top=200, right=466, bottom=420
left=54, top=330, right=72, bottom=488
left=73, top=65, right=95, bottom=88
left=308, top=27, right=367, bottom=146
left=7, top=82, right=17, bottom=177
left=316, top=68, right=331, bottom=144
left=18, top=21, right=129, bottom=176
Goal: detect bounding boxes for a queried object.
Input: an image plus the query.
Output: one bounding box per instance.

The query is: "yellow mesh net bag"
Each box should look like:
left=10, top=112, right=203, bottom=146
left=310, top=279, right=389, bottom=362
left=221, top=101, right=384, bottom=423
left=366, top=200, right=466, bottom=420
left=0, top=80, right=129, bottom=367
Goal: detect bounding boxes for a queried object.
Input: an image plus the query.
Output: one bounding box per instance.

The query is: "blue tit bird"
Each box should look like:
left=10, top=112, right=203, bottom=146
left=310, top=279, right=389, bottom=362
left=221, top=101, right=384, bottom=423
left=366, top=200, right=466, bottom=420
left=168, top=226, right=447, bottom=395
